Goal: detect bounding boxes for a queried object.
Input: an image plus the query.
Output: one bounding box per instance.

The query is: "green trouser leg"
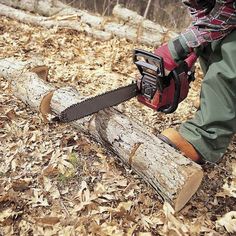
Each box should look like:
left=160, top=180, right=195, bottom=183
left=179, top=29, right=236, bottom=163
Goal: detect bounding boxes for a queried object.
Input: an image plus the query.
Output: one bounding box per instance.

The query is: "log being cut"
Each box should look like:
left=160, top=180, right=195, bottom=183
left=0, top=58, right=204, bottom=212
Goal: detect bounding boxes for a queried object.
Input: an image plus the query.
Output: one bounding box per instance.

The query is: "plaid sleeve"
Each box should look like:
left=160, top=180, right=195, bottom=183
left=169, top=0, right=236, bottom=62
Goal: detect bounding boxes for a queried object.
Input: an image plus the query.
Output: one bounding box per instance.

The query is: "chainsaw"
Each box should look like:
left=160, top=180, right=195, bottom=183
left=54, top=49, right=196, bottom=123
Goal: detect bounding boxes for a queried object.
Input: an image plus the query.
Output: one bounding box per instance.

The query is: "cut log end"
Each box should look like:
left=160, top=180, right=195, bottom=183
left=40, top=91, right=54, bottom=116
left=175, top=168, right=204, bottom=212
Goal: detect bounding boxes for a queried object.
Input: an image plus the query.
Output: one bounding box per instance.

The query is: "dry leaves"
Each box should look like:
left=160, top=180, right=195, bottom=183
left=216, top=211, right=236, bottom=233
left=0, top=15, right=236, bottom=236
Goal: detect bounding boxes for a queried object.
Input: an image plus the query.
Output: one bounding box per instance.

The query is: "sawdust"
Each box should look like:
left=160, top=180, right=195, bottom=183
left=0, top=16, right=236, bottom=235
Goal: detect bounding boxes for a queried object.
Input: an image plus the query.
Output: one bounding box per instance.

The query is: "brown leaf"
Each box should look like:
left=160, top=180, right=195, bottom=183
left=42, top=164, right=60, bottom=177
left=36, top=216, right=60, bottom=225
left=5, top=109, right=17, bottom=120
left=0, top=191, right=17, bottom=204
left=12, top=179, right=30, bottom=192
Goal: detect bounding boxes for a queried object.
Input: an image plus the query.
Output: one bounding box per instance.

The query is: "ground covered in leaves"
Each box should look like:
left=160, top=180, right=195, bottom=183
left=0, top=15, right=236, bottom=236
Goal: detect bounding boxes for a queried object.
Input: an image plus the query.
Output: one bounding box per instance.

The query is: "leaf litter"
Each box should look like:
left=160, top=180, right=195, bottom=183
left=0, top=15, right=236, bottom=235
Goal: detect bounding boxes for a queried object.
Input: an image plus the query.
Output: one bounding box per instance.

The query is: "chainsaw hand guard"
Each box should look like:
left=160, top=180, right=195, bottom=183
left=133, top=49, right=165, bottom=101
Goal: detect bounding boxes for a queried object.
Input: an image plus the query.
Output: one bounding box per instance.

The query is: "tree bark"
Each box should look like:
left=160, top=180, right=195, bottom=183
left=104, top=22, right=163, bottom=46
left=0, top=58, right=204, bottom=212
left=0, top=58, right=54, bottom=117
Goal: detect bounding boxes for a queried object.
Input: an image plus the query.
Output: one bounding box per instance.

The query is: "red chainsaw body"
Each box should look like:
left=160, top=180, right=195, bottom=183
left=137, top=71, right=190, bottom=111
left=133, top=49, right=194, bottom=114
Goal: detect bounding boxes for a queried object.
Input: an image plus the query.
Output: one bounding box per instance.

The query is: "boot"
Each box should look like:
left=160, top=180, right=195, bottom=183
left=159, top=128, right=203, bottom=163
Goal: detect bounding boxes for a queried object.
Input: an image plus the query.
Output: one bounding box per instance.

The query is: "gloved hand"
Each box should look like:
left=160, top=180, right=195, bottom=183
left=155, top=43, right=197, bottom=73
left=154, top=43, right=178, bottom=72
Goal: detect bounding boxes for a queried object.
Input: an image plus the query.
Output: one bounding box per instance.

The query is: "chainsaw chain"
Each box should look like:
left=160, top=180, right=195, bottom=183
left=57, top=83, right=138, bottom=123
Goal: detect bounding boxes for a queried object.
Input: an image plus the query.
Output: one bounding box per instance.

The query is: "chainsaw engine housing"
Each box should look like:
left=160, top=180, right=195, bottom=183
left=133, top=49, right=195, bottom=114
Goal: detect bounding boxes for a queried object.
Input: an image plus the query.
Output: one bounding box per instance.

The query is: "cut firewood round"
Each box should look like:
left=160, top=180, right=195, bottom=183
left=175, top=168, right=203, bottom=211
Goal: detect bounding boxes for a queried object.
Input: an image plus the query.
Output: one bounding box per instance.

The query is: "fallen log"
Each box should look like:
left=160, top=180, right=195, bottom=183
left=0, top=0, right=103, bottom=28
left=113, top=4, right=178, bottom=39
left=0, top=58, right=54, bottom=116
left=0, top=3, right=111, bottom=41
left=0, top=1, right=174, bottom=46
left=0, top=58, right=204, bottom=212
left=104, top=22, right=163, bottom=46
left=113, top=4, right=166, bottom=33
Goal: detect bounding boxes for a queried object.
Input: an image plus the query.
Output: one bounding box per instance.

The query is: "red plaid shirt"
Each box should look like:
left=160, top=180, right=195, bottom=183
left=181, top=0, right=236, bottom=48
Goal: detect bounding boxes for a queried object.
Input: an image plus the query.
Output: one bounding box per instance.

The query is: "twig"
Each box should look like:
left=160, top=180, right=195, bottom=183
left=102, top=0, right=116, bottom=16
left=57, top=184, right=70, bottom=217
left=94, top=0, right=97, bottom=13
left=143, top=0, right=152, bottom=19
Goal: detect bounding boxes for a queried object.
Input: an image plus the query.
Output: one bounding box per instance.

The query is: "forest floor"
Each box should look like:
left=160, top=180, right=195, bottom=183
left=0, top=15, right=236, bottom=236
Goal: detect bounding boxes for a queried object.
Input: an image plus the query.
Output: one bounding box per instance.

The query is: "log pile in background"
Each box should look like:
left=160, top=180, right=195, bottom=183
left=0, top=3, right=111, bottom=41
left=0, top=58, right=203, bottom=212
left=0, top=0, right=178, bottom=46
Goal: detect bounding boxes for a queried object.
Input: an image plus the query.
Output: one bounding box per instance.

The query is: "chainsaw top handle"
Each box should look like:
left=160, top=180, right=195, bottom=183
left=133, top=49, right=165, bottom=79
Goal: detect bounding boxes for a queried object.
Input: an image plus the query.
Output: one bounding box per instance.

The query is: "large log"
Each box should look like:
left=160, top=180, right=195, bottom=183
left=0, top=0, right=103, bottom=28
left=113, top=4, right=167, bottom=33
left=104, top=22, right=163, bottom=46
left=112, top=4, right=178, bottom=39
left=0, top=58, right=204, bottom=212
left=0, top=1, right=175, bottom=46
left=0, top=58, right=54, bottom=116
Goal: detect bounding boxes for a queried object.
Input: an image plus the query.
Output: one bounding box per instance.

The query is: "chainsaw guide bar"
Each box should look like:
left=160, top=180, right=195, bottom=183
left=54, top=83, right=138, bottom=123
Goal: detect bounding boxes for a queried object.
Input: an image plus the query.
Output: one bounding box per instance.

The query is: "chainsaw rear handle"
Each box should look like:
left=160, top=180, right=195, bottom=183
left=161, top=60, right=192, bottom=113
left=162, top=52, right=198, bottom=113
left=160, top=67, right=181, bottom=114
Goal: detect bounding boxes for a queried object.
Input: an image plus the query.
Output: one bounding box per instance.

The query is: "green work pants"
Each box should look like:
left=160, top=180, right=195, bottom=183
left=179, top=29, right=236, bottom=163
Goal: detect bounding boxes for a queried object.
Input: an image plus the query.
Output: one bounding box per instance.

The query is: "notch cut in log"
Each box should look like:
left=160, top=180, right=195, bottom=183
left=0, top=58, right=204, bottom=212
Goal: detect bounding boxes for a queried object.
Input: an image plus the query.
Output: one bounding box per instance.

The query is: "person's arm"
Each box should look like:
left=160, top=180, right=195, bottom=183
left=169, top=0, right=236, bottom=63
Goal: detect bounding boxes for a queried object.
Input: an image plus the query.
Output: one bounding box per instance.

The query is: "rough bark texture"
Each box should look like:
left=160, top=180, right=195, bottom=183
left=104, top=22, right=164, bottom=46
left=112, top=4, right=178, bottom=39
left=0, top=58, right=204, bottom=212
left=113, top=4, right=166, bottom=33
left=0, top=58, right=54, bottom=114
